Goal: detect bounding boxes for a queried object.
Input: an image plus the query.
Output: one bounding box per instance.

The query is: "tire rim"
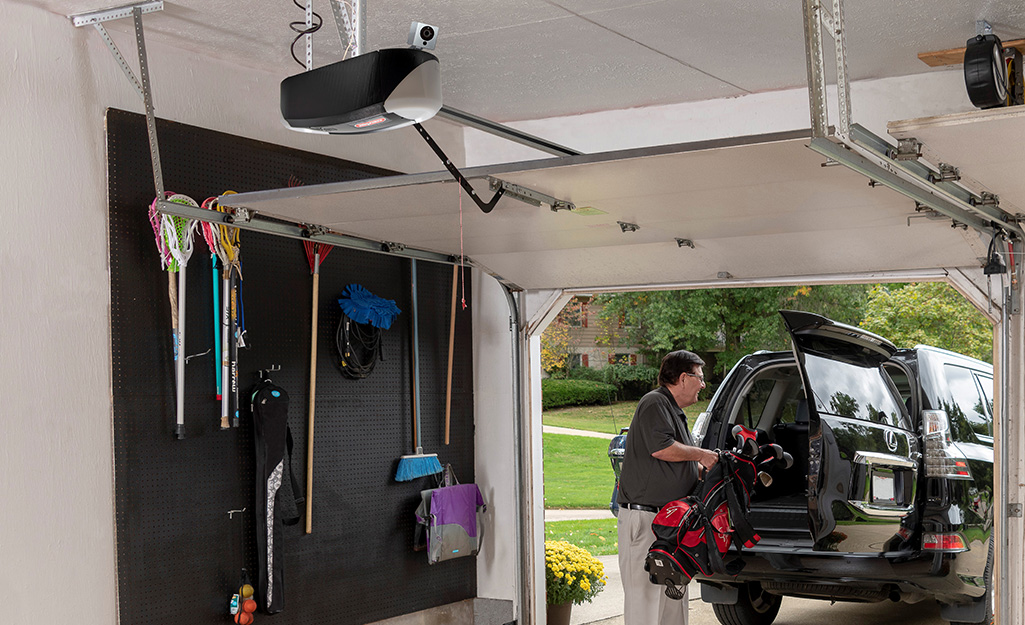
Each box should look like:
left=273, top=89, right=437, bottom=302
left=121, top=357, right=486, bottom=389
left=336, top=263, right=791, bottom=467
left=747, top=583, right=776, bottom=614
left=991, top=43, right=1008, bottom=102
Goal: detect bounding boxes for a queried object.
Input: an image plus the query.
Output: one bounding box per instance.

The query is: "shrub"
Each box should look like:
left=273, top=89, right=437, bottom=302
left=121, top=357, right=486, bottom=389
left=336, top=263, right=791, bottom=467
left=545, top=540, right=607, bottom=605
left=606, top=364, right=658, bottom=400
left=566, top=364, right=658, bottom=401
left=566, top=366, right=604, bottom=383
left=542, top=379, right=617, bottom=409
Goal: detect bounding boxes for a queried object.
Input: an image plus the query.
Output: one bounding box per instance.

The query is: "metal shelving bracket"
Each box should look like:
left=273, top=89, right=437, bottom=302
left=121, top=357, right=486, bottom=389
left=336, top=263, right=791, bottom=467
left=70, top=1, right=166, bottom=198
left=801, top=0, right=1022, bottom=242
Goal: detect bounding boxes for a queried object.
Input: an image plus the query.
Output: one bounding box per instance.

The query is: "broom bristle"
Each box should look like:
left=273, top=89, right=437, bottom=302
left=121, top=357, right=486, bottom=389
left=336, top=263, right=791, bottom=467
left=395, top=451, right=443, bottom=482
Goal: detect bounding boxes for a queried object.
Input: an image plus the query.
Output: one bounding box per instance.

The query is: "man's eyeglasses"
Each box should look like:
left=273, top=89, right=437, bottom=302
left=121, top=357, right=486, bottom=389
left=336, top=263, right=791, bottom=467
left=684, top=372, right=705, bottom=383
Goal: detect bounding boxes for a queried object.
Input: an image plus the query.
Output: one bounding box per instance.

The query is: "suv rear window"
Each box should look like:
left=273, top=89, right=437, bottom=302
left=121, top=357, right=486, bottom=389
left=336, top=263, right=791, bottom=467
left=943, top=364, right=992, bottom=440
left=803, top=353, right=905, bottom=427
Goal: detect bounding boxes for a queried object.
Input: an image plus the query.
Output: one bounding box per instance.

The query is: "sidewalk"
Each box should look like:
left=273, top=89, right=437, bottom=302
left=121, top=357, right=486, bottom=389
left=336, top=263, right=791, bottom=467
left=543, top=425, right=616, bottom=439
left=568, top=554, right=700, bottom=625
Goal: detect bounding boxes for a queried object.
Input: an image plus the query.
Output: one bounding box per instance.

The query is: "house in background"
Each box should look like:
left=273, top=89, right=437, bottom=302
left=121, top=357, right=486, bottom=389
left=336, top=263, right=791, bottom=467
left=561, top=296, right=644, bottom=369
left=558, top=295, right=726, bottom=378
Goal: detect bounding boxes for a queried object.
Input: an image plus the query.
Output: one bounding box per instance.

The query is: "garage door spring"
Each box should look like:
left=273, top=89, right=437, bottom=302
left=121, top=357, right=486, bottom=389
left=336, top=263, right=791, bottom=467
left=335, top=313, right=383, bottom=379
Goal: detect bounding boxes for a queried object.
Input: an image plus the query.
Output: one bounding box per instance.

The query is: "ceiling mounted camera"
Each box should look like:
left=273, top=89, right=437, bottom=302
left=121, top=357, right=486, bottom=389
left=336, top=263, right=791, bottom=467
left=409, top=21, right=438, bottom=50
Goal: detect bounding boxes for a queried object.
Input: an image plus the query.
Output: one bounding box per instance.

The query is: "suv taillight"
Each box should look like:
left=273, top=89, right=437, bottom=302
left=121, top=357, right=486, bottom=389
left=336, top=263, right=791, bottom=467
left=921, top=410, right=973, bottom=480
left=922, top=532, right=968, bottom=552
left=691, top=412, right=710, bottom=441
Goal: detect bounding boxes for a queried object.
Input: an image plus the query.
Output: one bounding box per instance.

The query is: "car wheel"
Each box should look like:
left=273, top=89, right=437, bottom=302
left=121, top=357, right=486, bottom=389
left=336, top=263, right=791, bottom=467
left=711, top=582, right=782, bottom=625
left=949, top=538, right=994, bottom=625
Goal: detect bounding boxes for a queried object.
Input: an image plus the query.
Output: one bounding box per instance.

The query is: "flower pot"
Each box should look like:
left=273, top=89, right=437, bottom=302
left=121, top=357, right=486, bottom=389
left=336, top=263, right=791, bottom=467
left=546, top=601, right=572, bottom=625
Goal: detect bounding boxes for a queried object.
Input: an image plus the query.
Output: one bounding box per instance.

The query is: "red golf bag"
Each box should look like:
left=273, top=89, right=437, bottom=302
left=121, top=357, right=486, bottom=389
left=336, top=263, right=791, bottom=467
left=644, top=426, right=790, bottom=599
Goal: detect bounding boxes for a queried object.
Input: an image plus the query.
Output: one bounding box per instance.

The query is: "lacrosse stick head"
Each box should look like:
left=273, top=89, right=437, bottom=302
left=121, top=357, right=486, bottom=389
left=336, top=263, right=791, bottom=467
left=216, top=191, right=241, bottom=268
left=149, top=195, right=174, bottom=269
left=200, top=197, right=224, bottom=258
left=162, top=194, right=199, bottom=271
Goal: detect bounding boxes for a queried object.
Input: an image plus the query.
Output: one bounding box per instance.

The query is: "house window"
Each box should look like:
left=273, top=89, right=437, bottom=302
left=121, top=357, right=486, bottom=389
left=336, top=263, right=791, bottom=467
left=567, top=353, right=582, bottom=369
left=608, top=353, right=637, bottom=366
left=565, top=297, right=588, bottom=327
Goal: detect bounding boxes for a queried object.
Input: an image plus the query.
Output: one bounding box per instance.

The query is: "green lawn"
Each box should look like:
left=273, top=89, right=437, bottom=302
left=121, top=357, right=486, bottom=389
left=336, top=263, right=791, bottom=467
left=545, top=519, right=619, bottom=557
left=542, top=433, right=614, bottom=509
left=542, top=398, right=711, bottom=434
left=541, top=397, right=713, bottom=555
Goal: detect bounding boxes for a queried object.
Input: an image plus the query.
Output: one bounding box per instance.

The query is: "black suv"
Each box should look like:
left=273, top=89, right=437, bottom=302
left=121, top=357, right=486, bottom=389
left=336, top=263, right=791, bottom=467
left=608, top=311, right=994, bottom=625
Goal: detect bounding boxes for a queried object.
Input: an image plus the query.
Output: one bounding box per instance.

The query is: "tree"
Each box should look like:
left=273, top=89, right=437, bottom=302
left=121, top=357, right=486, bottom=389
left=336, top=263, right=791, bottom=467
left=860, top=282, right=992, bottom=363
left=592, top=285, right=870, bottom=377
left=540, top=313, right=573, bottom=377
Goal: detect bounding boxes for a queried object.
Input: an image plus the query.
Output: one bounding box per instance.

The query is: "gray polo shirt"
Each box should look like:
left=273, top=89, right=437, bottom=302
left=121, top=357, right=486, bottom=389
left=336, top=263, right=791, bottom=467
left=617, top=386, right=699, bottom=508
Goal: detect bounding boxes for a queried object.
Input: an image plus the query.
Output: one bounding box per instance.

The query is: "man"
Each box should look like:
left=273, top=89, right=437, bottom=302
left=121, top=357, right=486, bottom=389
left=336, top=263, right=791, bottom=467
left=617, top=350, right=718, bottom=625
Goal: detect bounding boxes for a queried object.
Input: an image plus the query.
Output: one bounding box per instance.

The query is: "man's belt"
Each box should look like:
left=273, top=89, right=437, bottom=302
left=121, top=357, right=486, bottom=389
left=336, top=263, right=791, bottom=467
left=623, top=503, right=659, bottom=513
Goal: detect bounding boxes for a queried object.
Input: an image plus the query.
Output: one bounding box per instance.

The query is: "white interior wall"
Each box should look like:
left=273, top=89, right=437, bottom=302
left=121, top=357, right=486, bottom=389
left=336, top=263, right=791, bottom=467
left=0, top=4, right=465, bottom=624
left=462, top=69, right=974, bottom=166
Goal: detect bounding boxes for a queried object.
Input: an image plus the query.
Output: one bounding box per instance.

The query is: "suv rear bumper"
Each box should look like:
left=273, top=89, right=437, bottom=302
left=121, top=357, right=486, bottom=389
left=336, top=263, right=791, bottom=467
left=697, top=549, right=986, bottom=605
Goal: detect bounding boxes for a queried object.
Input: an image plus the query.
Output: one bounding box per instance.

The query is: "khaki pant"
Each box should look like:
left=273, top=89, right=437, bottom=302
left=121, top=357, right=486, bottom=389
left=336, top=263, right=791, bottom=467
left=618, top=507, right=688, bottom=625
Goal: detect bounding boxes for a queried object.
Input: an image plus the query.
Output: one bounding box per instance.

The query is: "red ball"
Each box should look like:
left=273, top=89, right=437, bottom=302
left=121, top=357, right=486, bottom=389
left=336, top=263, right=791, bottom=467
left=242, top=599, right=258, bottom=613
left=234, top=612, right=253, bottom=625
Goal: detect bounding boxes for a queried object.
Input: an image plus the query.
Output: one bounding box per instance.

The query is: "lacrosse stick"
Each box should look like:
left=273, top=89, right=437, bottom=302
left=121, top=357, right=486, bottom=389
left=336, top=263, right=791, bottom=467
left=201, top=197, right=228, bottom=427
left=216, top=192, right=242, bottom=427
left=149, top=193, right=199, bottom=439
left=148, top=195, right=177, bottom=364
left=303, top=238, right=333, bottom=534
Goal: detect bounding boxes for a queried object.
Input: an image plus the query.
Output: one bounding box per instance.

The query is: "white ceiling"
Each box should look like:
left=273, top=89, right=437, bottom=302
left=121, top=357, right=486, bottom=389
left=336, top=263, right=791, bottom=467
left=219, top=130, right=984, bottom=290
left=44, top=0, right=1025, bottom=121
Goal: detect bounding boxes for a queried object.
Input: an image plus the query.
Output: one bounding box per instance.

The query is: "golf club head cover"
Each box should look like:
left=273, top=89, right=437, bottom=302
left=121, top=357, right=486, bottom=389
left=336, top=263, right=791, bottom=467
left=731, top=424, right=760, bottom=457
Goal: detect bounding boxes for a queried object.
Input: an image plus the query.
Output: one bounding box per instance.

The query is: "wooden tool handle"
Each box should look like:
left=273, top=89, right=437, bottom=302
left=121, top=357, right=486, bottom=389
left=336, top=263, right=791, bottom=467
left=305, top=270, right=319, bottom=534
left=445, top=264, right=458, bottom=445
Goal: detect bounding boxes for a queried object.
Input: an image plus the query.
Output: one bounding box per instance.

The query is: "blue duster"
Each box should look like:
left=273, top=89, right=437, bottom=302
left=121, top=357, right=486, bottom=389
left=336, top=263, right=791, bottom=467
left=338, top=284, right=401, bottom=329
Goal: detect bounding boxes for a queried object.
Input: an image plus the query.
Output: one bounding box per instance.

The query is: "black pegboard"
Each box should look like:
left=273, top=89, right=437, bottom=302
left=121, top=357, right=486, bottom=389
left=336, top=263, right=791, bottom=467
left=107, top=109, right=477, bottom=624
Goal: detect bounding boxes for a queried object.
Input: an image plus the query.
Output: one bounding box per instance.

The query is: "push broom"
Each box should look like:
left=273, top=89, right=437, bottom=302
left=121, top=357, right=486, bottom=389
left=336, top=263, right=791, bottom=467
left=395, top=258, right=444, bottom=481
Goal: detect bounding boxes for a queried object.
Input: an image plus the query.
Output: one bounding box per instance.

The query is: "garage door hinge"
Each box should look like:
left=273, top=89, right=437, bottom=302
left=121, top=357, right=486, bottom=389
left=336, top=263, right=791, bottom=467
left=1009, top=503, right=1023, bottom=517
left=969, top=192, right=1000, bottom=208
left=226, top=207, right=253, bottom=224
left=301, top=224, right=328, bottom=237
left=928, top=163, right=961, bottom=183
left=890, top=138, right=922, bottom=161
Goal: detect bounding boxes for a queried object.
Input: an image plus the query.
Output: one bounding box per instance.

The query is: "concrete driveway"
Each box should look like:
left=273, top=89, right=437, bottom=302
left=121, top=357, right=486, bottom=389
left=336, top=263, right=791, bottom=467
left=569, top=555, right=944, bottom=625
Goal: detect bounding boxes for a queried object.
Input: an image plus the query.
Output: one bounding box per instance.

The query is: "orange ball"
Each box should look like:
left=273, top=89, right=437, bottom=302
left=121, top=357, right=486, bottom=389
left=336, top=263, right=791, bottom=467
left=234, top=611, right=252, bottom=625
left=242, top=599, right=258, bottom=614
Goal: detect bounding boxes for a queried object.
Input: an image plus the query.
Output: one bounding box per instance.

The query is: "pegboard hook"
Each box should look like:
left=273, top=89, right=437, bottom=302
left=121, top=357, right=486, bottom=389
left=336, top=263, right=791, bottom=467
left=228, top=508, right=246, bottom=519
left=258, top=365, right=281, bottom=381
